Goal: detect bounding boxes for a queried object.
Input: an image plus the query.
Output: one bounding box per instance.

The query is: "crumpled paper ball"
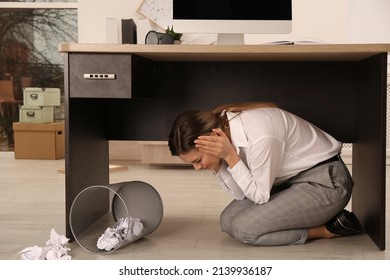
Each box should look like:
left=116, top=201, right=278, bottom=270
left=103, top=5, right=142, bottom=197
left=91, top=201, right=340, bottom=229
left=19, top=228, right=71, bottom=260
left=97, top=217, right=144, bottom=251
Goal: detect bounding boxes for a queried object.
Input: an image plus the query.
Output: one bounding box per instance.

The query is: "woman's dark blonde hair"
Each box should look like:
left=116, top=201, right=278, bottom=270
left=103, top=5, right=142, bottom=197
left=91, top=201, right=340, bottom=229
left=168, top=102, right=278, bottom=156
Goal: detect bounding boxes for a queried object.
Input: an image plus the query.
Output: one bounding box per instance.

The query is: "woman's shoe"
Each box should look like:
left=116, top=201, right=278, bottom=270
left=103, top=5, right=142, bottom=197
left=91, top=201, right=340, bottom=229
left=325, top=210, right=364, bottom=236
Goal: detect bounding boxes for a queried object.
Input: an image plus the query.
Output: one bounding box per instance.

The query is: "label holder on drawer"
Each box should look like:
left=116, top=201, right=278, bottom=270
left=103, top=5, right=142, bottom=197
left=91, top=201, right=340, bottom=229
left=83, top=74, right=116, bottom=80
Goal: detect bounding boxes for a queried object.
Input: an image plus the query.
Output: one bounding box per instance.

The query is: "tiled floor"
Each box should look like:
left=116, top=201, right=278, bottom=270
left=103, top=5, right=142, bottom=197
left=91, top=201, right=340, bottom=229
left=0, top=151, right=389, bottom=260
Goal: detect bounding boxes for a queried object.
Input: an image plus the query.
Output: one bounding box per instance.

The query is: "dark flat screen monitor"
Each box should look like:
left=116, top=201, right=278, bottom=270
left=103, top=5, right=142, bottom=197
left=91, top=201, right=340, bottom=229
left=172, top=0, right=292, bottom=44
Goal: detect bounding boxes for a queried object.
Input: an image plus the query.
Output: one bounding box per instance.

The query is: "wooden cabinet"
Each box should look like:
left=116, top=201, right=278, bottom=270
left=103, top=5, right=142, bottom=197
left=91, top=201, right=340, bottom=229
left=109, top=141, right=187, bottom=165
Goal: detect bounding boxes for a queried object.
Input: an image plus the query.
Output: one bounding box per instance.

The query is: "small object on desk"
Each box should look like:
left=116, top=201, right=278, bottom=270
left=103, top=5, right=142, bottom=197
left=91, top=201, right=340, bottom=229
left=265, top=40, right=295, bottom=45
left=145, top=30, right=174, bottom=44
left=121, top=19, right=137, bottom=44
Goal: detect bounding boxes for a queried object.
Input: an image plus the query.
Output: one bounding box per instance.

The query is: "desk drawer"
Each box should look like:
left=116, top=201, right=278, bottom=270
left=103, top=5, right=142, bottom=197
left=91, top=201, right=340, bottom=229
left=69, top=54, right=133, bottom=98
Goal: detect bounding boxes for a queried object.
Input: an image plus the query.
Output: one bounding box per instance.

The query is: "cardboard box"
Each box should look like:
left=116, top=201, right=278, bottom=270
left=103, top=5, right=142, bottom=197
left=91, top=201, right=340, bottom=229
left=13, top=122, right=65, bottom=159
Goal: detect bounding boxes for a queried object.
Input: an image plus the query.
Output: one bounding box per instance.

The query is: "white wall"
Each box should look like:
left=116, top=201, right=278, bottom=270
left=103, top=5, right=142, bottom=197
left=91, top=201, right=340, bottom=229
left=347, top=0, right=390, bottom=43
left=78, top=0, right=350, bottom=44
left=78, top=0, right=390, bottom=45
left=78, top=0, right=153, bottom=43
left=246, top=0, right=349, bottom=44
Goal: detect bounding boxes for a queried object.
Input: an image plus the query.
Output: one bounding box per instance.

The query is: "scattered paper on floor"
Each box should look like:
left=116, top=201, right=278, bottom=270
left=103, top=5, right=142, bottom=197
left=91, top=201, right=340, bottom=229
left=19, top=228, right=71, bottom=260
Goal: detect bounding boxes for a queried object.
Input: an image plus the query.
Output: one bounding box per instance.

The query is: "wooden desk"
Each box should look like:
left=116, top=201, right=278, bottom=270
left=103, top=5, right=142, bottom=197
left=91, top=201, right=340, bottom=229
left=59, top=43, right=390, bottom=250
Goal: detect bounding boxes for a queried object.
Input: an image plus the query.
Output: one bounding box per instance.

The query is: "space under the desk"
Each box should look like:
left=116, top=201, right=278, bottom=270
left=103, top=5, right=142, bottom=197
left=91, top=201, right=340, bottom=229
left=60, top=43, right=390, bottom=250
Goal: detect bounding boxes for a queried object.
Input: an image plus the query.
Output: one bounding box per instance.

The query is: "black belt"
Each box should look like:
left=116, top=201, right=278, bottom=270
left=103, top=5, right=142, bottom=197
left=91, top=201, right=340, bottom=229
left=272, top=154, right=341, bottom=195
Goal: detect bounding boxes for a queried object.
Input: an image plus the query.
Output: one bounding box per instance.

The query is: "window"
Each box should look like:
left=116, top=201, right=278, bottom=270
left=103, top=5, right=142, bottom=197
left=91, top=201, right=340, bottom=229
left=0, top=1, right=77, bottom=147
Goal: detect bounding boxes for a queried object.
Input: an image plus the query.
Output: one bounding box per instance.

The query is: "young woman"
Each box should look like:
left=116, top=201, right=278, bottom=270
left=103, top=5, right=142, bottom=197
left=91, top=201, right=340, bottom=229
left=168, top=102, right=364, bottom=246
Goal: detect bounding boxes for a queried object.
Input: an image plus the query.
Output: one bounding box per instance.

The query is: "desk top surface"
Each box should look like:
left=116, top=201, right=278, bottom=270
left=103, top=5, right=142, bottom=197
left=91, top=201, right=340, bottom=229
left=59, top=43, right=390, bottom=62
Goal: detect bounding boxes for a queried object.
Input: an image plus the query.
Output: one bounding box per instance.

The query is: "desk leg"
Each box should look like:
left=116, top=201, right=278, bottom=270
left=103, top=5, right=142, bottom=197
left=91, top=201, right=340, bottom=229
left=65, top=99, right=109, bottom=239
left=352, top=54, right=387, bottom=250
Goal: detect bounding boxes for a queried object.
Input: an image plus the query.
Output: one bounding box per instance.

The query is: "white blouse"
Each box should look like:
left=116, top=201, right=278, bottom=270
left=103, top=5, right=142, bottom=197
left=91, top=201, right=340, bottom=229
left=216, top=107, right=341, bottom=204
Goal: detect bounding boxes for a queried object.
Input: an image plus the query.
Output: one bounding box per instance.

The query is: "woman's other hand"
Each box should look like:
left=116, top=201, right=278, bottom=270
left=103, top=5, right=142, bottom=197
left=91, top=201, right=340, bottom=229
left=195, top=128, right=240, bottom=168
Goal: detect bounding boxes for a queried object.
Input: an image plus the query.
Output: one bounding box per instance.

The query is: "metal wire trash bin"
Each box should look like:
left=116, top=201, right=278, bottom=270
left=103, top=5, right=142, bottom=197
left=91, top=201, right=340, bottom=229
left=69, top=181, right=163, bottom=254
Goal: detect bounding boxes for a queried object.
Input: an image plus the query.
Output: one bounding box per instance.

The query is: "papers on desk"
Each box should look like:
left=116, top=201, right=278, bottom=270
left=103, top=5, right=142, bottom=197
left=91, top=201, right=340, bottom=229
left=264, top=38, right=330, bottom=45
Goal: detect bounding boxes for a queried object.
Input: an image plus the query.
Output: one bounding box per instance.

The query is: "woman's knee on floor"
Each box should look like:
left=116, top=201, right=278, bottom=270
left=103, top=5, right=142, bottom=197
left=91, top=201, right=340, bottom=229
left=229, top=218, right=260, bottom=244
left=219, top=199, right=252, bottom=235
left=220, top=207, right=233, bottom=235
left=220, top=209, right=257, bottom=242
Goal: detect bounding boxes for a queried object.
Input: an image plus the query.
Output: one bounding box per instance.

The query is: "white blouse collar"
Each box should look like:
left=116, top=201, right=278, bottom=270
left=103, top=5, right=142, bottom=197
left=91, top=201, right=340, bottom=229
left=226, top=111, right=248, bottom=149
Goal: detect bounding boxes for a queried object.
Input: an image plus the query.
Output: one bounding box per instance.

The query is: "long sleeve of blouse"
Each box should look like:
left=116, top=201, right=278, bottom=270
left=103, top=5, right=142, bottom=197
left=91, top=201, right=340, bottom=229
left=215, top=108, right=341, bottom=204
left=216, top=136, right=285, bottom=204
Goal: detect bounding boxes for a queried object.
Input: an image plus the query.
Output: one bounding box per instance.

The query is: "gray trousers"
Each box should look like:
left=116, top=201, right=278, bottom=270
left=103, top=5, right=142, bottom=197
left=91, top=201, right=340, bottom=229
left=220, top=157, right=354, bottom=246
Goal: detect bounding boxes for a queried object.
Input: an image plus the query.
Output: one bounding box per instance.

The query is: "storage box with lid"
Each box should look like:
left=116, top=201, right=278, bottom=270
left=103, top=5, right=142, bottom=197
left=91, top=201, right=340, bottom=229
left=19, top=106, right=54, bottom=123
left=13, top=122, right=65, bottom=159
left=19, top=87, right=61, bottom=123
left=23, top=87, right=61, bottom=107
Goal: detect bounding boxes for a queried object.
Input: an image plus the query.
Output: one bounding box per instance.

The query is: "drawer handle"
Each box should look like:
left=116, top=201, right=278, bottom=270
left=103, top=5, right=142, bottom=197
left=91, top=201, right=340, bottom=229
left=30, top=93, right=38, bottom=99
left=83, top=73, right=116, bottom=80
left=26, top=111, right=35, bottom=117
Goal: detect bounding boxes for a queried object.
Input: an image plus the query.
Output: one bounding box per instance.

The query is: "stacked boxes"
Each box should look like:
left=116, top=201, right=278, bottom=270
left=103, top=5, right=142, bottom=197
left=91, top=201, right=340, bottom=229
left=19, top=87, right=61, bottom=123
left=13, top=87, right=64, bottom=159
